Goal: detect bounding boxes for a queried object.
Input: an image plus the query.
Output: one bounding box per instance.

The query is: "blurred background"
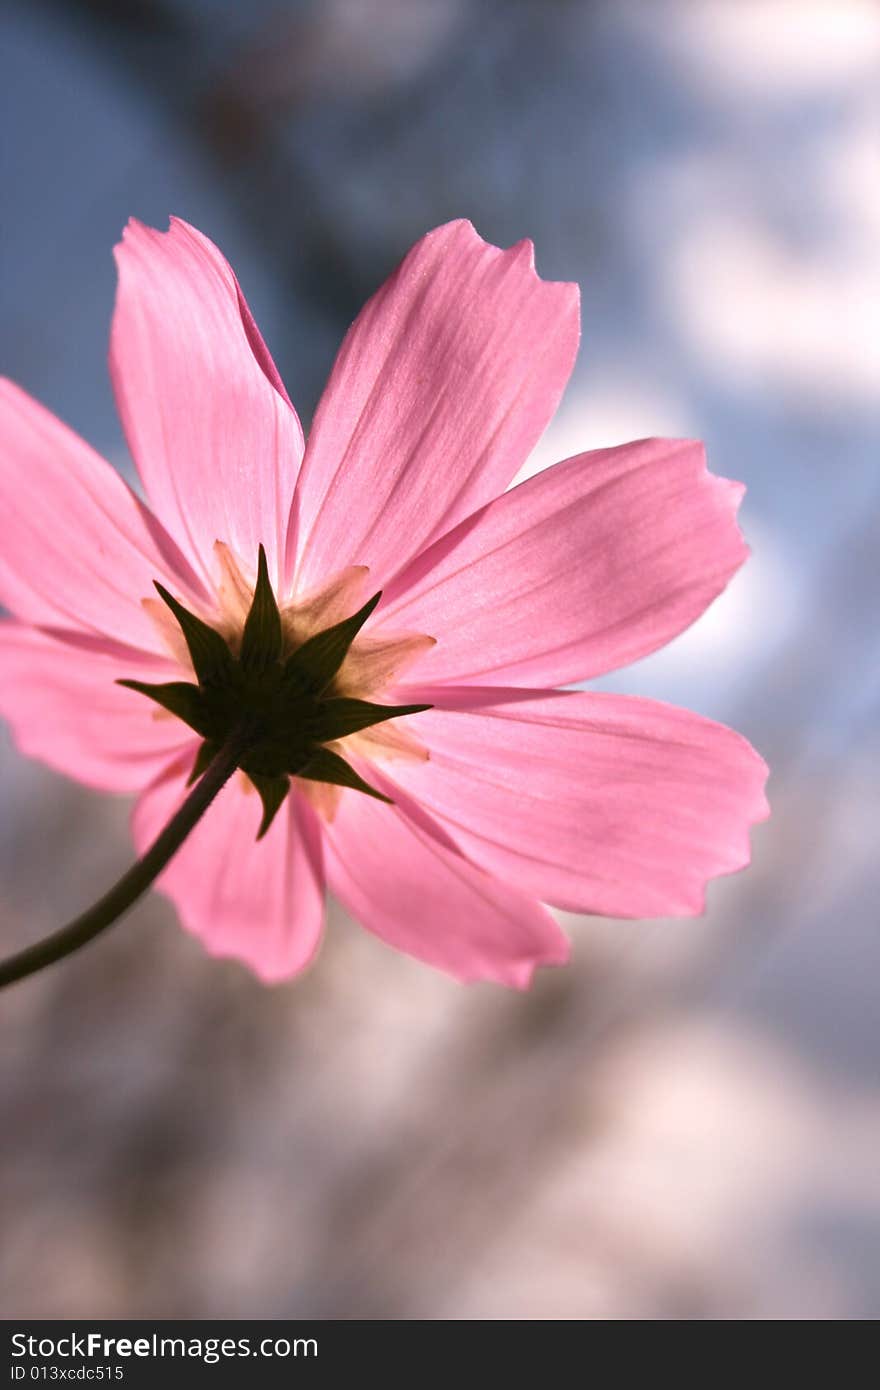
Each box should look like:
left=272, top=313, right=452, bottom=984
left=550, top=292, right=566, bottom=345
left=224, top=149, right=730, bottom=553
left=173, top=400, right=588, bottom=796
left=1, top=0, right=878, bottom=1320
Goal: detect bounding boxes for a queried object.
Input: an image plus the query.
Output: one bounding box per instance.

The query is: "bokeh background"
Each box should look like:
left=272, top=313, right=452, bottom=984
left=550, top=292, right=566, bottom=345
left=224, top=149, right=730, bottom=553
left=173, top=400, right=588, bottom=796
left=1, top=0, right=878, bottom=1320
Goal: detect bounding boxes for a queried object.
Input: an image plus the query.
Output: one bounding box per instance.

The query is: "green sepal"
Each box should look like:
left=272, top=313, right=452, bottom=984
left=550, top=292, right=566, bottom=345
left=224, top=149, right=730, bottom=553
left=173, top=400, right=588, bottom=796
left=186, top=739, right=219, bottom=786
left=296, top=746, right=392, bottom=803
left=307, top=697, right=432, bottom=743
left=239, top=544, right=282, bottom=673
left=248, top=772, right=291, bottom=840
left=117, top=678, right=207, bottom=735
left=283, top=591, right=382, bottom=696
left=153, top=582, right=233, bottom=686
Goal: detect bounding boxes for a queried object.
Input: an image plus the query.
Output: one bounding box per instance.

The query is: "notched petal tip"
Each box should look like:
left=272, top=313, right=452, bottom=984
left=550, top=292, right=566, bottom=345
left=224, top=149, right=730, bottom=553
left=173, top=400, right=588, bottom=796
left=677, top=729, right=770, bottom=914
left=734, top=735, right=772, bottom=828
left=510, top=235, right=537, bottom=273
left=426, top=218, right=580, bottom=301
left=649, top=435, right=752, bottom=579
left=455, top=931, right=572, bottom=991
left=511, top=920, right=573, bottom=989
left=505, top=235, right=579, bottom=312
left=505, top=948, right=570, bottom=992
left=112, top=215, right=166, bottom=271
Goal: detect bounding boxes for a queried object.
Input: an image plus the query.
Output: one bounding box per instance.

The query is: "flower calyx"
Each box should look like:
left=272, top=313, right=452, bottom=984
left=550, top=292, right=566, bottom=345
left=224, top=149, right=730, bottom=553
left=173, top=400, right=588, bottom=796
left=119, top=546, right=430, bottom=838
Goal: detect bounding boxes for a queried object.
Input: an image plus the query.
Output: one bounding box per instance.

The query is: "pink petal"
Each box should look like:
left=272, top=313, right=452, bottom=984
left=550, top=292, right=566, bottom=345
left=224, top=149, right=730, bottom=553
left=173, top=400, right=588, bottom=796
left=0, top=622, right=190, bottom=791
left=323, top=779, right=570, bottom=987
left=0, top=380, right=208, bottom=651
left=378, top=438, right=748, bottom=687
left=111, top=218, right=304, bottom=590
left=379, top=689, right=769, bottom=918
left=289, top=219, right=579, bottom=592
left=132, top=758, right=325, bottom=982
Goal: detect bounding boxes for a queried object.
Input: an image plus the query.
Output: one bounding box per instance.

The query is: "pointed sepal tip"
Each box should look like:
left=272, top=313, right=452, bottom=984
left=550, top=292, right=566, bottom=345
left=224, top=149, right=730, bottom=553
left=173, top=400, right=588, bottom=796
left=297, top=745, right=393, bottom=803
left=283, top=590, right=383, bottom=696
left=248, top=772, right=291, bottom=840
left=240, top=543, right=283, bottom=674
left=153, top=582, right=233, bottom=686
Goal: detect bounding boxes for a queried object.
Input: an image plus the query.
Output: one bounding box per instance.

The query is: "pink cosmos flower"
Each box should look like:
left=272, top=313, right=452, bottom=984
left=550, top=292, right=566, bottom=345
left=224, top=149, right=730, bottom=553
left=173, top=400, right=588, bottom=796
left=0, top=218, right=768, bottom=987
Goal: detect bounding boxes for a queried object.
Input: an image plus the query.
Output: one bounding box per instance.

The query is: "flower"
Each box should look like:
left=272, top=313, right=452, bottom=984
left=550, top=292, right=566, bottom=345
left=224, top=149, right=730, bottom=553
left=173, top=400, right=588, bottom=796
left=0, top=218, right=768, bottom=987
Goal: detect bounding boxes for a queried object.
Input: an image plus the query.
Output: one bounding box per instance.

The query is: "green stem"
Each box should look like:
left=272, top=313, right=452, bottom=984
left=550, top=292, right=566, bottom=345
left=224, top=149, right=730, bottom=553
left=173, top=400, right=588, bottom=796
left=0, top=733, right=250, bottom=991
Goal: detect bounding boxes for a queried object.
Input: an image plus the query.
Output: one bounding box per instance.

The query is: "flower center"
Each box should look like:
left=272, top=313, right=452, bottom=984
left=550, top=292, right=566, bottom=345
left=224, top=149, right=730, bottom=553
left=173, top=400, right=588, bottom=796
left=120, top=545, right=431, bottom=838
